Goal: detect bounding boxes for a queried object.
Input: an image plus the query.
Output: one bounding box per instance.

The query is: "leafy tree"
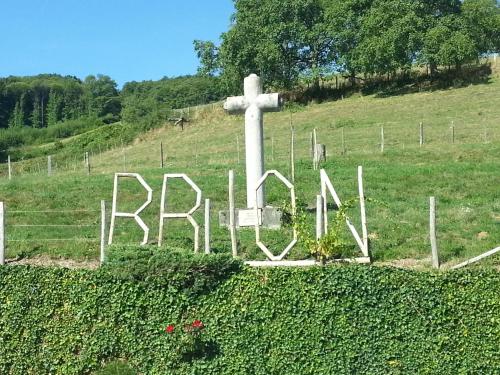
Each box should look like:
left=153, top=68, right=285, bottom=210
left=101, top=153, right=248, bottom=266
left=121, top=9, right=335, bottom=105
left=83, top=75, right=121, bottom=120
left=217, top=0, right=331, bottom=91
left=323, top=0, right=373, bottom=83
left=355, top=0, right=423, bottom=76
left=422, top=15, right=477, bottom=71
left=120, top=75, right=227, bottom=125
left=193, top=40, right=220, bottom=76
left=46, top=89, right=63, bottom=126
left=462, top=0, right=500, bottom=54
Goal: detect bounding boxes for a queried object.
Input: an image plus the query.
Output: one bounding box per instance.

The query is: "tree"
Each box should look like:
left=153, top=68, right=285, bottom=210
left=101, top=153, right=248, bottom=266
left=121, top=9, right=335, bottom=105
left=193, top=40, right=220, bottom=76
left=355, top=0, right=423, bottom=76
left=216, top=0, right=332, bottom=91
left=324, top=0, right=374, bottom=83
left=9, top=94, right=25, bottom=128
left=31, top=95, right=42, bottom=128
left=83, top=75, right=121, bottom=120
left=46, top=89, right=62, bottom=126
left=422, top=15, right=477, bottom=71
left=462, top=0, right=500, bottom=54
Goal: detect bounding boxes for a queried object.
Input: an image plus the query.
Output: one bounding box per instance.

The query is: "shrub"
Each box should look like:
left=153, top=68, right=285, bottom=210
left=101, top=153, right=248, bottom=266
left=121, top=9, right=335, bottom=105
left=102, top=245, right=243, bottom=295
left=0, top=263, right=498, bottom=374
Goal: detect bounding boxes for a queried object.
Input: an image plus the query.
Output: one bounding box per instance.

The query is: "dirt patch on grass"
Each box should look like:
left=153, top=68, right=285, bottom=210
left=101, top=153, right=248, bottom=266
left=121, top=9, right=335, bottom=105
left=6, top=255, right=99, bottom=270
left=377, top=257, right=432, bottom=270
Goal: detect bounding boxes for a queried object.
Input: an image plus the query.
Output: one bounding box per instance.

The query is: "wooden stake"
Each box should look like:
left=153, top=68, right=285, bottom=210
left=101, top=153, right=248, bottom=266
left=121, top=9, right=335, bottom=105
left=160, top=142, right=164, bottom=168
left=429, top=197, right=439, bottom=269
left=313, top=128, right=318, bottom=170
left=7, top=155, right=11, bottom=180
left=85, top=152, right=90, bottom=175
left=204, top=198, right=211, bottom=254
left=419, top=122, right=424, bottom=146
left=48, top=155, right=52, bottom=176
left=380, top=126, right=385, bottom=153
left=290, top=126, right=295, bottom=183
left=450, top=123, right=455, bottom=144
left=195, top=139, right=198, bottom=166
left=236, top=135, right=240, bottom=164
left=358, top=166, right=368, bottom=257
left=0, top=202, right=4, bottom=265
left=451, top=247, right=500, bottom=270
left=229, top=170, right=237, bottom=257
left=310, top=131, right=314, bottom=158
left=271, top=136, right=275, bottom=162
left=316, top=195, right=324, bottom=240
left=341, top=128, right=346, bottom=155
left=100, top=200, right=106, bottom=265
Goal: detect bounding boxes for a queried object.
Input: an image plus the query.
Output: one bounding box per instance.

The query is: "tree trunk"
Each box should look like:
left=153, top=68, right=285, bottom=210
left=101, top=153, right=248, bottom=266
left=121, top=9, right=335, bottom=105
left=429, top=62, right=438, bottom=77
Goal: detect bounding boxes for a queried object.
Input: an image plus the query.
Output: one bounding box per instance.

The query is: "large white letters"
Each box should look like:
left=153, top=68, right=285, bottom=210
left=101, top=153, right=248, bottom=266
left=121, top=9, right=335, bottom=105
left=108, top=173, right=153, bottom=245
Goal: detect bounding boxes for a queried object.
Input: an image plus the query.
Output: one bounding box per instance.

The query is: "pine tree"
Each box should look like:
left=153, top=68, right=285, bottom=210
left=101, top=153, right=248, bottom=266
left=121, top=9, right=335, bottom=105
left=47, top=90, right=61, bottom=126
left=8, top=95, right=25, bottom=128
left=31, top=95, right=42, bottom=128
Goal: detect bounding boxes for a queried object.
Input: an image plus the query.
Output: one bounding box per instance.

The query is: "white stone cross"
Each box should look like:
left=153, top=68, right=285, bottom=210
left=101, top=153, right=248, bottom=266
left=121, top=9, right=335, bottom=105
left=224, top=74, right=282, bottom=208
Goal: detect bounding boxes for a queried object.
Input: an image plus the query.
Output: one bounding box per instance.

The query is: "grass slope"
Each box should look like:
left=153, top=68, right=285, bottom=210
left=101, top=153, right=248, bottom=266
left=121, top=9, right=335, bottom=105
left=0, top=67, right=499, bottom=267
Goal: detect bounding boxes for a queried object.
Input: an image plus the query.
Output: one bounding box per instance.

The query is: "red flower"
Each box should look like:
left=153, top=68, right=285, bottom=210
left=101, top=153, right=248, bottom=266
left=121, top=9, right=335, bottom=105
left=192, top=320, right=204, bottom=329
left=165, top=324, right=175, bottom=334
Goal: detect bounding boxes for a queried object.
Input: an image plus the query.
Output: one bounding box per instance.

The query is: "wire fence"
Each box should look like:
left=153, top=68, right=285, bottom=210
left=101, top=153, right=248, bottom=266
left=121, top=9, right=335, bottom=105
left=0, top=206, right=105, bottom=264
left=0, top=117, right=498, bottom=181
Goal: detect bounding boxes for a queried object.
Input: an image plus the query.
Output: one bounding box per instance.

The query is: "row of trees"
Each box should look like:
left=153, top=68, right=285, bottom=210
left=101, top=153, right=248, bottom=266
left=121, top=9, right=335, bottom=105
left=121, top=75, right=228, bottom=125
left=0, top=74, right=229, bottom=130
left=2, top=0, right=498, bottom=130
left=194, top=0, right=500, bottom=91
left=0, top=74, right=121, bottom=129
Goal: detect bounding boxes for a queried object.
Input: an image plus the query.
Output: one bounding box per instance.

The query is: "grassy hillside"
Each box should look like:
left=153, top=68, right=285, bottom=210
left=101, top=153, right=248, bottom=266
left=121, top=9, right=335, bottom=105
left=0, top=65, right=499, bottom=267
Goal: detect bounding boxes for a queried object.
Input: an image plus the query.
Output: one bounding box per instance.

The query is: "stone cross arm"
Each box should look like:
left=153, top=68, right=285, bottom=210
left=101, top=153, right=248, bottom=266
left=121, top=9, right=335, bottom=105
left=223, top=74, right=282, bottom=114
left=224, top=92, right=281, bottom=114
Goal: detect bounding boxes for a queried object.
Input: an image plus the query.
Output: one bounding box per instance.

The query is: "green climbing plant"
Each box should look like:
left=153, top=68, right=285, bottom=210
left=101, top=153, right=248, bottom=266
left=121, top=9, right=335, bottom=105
left=282, top=197, right=360, bottom=263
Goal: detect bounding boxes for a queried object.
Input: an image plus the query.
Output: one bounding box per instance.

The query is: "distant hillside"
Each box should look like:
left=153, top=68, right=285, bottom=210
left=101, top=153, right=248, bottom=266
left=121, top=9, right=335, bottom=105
left=0, top=63, right=498, bottom=267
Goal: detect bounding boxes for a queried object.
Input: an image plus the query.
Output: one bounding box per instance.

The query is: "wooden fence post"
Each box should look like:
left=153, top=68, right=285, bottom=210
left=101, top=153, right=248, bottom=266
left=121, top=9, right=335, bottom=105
left=380, top=126, right=385, bottom=153
left=48, top=155, right=52, bottom=176
left=419, top=122, right=424, bottom=146
left=310, top=131, right=314, bottom=158
left=316, top=195, right=324, bottom=240
left=341, top=128, right=346, bottom=155
left=358, top=166, right=368, bottom=256
left=195, top=139, right=199, bottom=166
left=236, top=135, right=240, bottom=164
left=229, top=170, right=237, bottom=257
left=429, top=197, right=439, bottom=269
left=7, top=155, right=11, bottom=180
left=121, top=140, right=126, bottom=171
left=290, top=126, right=295, bottom=183
left=0, top=202, right=4, bottom=265
left=100, top=200, right=106, bottom=265
left=85, top=152, right=90, bottom=175
left=160, top=142, right=164, bottom=168
left=313, top=128, right=318, bottom=170
left=205, top=199, right=211, bottom=254
left=450, top=123, right=455, bottom=144
left=271, top=136, right=275, bottom=162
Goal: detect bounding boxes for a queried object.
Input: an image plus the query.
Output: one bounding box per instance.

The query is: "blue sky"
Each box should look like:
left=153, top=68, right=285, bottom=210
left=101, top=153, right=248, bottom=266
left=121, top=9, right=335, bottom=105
left=0, top=0, right=234, bottom=86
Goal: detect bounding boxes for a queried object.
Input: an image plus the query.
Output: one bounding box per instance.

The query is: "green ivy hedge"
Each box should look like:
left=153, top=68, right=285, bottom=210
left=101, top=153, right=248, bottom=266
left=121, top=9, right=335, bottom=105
left=0, top=262, right=498, bottom=374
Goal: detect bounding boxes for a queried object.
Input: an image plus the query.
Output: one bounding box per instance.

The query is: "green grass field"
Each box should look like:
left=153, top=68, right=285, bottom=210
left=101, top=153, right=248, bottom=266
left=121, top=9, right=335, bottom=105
left=1, top=66, right=499, bottom=268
